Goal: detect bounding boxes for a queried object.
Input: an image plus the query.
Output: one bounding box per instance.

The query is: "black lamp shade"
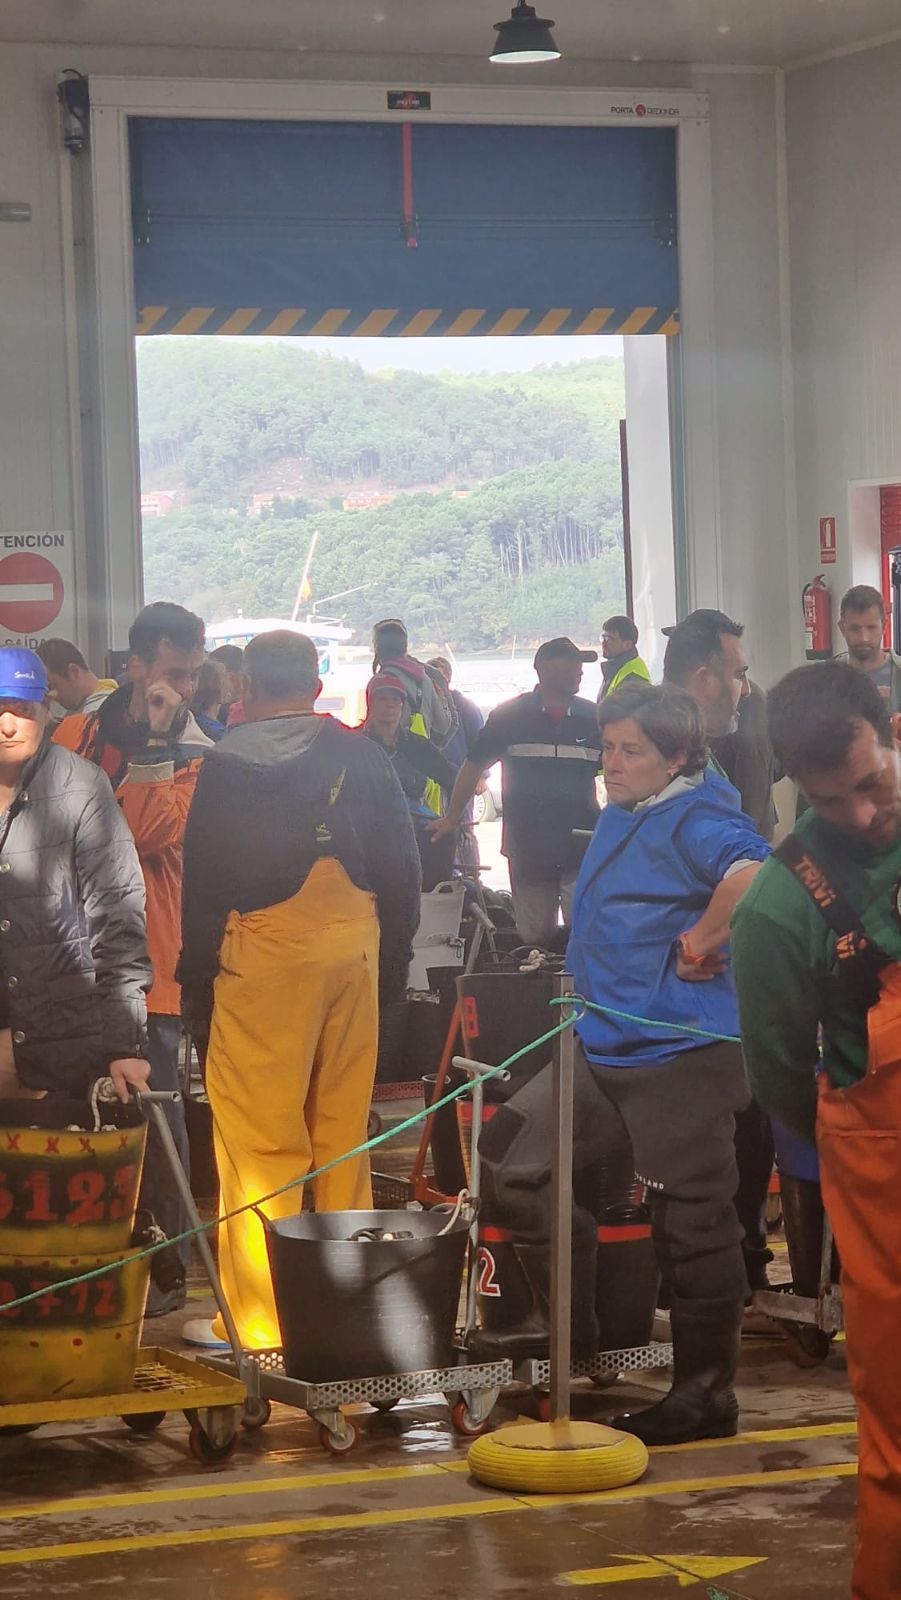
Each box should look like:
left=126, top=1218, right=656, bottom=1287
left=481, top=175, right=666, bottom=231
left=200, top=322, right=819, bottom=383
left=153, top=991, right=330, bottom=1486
left=490, top=1, right=561, bottom=63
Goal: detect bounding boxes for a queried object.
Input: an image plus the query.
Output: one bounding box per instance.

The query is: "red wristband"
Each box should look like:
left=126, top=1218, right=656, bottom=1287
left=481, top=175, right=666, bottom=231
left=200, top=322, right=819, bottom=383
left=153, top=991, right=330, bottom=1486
left=677, top=932, right=707, bottom=966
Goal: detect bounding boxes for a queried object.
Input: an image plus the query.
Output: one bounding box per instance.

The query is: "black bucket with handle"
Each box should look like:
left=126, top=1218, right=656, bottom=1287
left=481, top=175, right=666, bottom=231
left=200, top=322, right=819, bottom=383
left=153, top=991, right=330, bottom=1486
left=263, top=1206, right=470, bottom=1382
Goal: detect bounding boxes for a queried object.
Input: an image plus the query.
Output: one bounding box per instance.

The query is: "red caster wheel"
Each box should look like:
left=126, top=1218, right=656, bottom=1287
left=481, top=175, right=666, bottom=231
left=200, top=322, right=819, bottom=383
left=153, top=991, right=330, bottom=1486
left=319, top=1418, right=359, bottom=1454
left=451, top=1399, right=491, bottom=1438
left=242, top=1398, right=272, bottom=1430
left=535, top=1393, right=551, bottom=1424
left=189, top=1422, right=238, bottom=1465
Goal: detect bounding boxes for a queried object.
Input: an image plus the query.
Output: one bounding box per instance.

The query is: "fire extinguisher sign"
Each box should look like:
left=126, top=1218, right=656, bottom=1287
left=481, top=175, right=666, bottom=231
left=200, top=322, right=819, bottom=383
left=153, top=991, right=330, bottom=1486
left=819, top=516, right=837, bottom=564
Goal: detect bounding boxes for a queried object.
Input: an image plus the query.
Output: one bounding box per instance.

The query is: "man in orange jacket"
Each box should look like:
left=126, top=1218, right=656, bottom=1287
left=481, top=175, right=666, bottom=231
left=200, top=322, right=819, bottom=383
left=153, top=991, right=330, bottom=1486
left=55, top=601, right=209, bottom=1314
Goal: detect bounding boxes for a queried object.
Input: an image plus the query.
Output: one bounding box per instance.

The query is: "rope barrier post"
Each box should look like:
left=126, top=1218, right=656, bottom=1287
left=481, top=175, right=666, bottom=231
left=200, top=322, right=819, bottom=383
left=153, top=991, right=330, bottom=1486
left=140, top=1096, right=244, bottom=1363
left=549, top=972, right=575, bottom=1424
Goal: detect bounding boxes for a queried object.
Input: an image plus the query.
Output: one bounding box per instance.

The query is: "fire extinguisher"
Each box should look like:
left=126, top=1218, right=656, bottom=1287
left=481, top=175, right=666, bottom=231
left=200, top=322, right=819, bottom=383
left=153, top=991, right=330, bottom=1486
left=802, top=575, right=832, bottom=660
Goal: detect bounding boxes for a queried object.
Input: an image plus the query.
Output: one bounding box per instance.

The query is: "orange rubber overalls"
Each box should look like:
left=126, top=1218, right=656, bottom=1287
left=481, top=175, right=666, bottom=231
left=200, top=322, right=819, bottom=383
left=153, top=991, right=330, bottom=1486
left=817, top=963, right=901, bottom=1600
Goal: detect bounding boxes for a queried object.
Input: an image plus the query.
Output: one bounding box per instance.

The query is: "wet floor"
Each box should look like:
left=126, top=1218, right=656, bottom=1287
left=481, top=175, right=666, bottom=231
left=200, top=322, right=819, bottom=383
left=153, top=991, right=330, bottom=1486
left=0, top=1268, right=856, bottom=1600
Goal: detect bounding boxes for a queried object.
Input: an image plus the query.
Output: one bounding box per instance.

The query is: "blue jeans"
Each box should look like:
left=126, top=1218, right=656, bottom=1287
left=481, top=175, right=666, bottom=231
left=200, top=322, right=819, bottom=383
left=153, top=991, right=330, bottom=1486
left=139, top=1014, right=192, bottom=1274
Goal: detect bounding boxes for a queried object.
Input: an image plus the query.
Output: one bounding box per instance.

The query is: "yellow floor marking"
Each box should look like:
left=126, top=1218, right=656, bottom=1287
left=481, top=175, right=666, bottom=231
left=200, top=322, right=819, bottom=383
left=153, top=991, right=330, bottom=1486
left=521, top=1459, right=857, bottom=1511
left=0, top=1420, right=857, bottom=1523
left=0, top=1461, right=858, bottom=1568
left=564, top=1553, right=767, bottom=1587
left=651, top=1419, right=857, bottom=1454
left=0, top=1461, right=453, bottom=1523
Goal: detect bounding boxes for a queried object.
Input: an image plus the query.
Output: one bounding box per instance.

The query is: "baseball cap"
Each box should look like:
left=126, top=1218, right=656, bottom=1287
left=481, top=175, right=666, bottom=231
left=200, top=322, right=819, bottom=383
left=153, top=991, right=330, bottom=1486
left=533, top=637, right=598, bottom=668
left=0, top=648, right=49, bottom=703
left=366, top=673, right=407, bottom=704
left=661, top=609, right=739, bottom=639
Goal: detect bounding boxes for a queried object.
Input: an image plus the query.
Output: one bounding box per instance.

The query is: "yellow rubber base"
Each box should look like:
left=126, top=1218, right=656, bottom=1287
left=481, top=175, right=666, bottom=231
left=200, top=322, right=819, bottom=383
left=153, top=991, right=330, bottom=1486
left=467, top=1419, right=649, bottom=1493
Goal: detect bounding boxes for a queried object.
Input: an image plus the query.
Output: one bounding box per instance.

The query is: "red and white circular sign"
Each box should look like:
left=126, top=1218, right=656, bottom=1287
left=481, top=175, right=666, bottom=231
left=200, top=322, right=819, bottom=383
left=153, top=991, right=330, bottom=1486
left=0, top=552, right=64, bottom=634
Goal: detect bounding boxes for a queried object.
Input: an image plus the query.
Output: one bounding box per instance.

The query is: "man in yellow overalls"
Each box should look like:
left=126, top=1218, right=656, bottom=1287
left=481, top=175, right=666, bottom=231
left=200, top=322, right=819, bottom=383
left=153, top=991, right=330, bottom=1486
left=177, top=631, right=421, bottom=1350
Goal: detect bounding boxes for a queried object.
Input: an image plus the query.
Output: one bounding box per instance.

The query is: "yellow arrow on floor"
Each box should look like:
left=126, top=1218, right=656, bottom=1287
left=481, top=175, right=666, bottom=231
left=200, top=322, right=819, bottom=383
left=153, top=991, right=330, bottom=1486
left=564, top=1554, right=767, bottom=1587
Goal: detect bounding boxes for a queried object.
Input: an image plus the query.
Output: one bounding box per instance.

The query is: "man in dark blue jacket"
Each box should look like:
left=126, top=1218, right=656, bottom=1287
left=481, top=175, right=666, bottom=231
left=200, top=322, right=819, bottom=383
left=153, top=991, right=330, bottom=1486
left=432, top=638, right=601, bottom=946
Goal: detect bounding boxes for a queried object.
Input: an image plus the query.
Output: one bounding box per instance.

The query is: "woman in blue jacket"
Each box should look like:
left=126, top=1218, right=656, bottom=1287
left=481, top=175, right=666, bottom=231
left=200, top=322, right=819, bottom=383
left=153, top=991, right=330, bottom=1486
left=475, top=682, right=770, bottom=1445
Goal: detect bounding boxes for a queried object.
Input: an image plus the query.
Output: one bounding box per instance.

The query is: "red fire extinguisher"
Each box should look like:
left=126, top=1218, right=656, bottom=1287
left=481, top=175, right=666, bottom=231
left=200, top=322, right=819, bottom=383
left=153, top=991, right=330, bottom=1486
left=802, top=575, right=832, bottom=660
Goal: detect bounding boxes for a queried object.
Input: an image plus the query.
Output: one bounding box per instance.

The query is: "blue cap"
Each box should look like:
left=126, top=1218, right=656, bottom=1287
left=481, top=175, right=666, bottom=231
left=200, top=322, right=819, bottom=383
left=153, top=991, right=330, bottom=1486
left=0, top=648, right=49, bottom=703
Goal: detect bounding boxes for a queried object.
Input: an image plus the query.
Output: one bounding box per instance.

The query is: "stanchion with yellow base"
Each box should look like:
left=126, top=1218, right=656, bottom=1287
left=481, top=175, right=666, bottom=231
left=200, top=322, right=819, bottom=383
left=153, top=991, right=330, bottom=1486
left=467, top=976, right=650, bottom=1494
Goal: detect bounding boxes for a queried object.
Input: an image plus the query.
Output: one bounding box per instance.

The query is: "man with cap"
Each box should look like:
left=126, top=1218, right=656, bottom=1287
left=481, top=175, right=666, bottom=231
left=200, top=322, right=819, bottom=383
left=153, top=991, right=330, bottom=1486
left=663, top=609, right=775, bottom=1302
left=178, top=631, right=421, bottom=1350
left=432, top=638, right=602, bottom=947
left=361, top=673, right=457, bottom=891
left=0, top=647, right=150, bottom=1103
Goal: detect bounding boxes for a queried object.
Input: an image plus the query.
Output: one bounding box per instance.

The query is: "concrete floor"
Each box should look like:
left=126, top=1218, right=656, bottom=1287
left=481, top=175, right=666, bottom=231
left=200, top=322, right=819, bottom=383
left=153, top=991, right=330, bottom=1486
left=0, top=1240, right=856, bottom=1600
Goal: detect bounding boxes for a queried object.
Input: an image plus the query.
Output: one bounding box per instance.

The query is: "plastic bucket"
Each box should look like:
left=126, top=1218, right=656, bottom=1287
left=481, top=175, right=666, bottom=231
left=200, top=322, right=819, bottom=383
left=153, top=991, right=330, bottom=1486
left=458, top=972, right=558, bottom=1102
left=422, top=1073, right=467, bottom=1196
left=475, top=1224, right=531, bottom=1332
left=595, top=1205, right=660, bottom=1351
left=0, top=1101, right=146, bottom=1257
left=0, top=1246, right=150, bottom=1403
left=265, top=1208, right=469, bottom=1382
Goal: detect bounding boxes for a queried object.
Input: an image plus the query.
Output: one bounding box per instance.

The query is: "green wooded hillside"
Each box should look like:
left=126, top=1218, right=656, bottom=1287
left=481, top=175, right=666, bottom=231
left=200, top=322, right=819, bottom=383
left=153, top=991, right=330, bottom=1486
left=137, top=340, right=626, bottom=649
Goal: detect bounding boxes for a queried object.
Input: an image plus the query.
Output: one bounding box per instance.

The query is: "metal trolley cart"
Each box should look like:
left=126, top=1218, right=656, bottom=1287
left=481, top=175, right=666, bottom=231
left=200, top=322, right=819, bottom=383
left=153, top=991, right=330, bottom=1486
left=147, top=1082, right=511, bottom=1454
left=0, top=1347, right=247, bottom=1465
left=0, top=1091, right=247, bottom=1465
left=209, top=1348, right=513, bottom=1455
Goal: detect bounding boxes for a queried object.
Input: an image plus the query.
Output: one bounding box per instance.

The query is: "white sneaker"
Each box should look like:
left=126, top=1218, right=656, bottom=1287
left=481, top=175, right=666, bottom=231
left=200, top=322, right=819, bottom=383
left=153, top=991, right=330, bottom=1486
left=181, top=1317, right=232, bottom=1352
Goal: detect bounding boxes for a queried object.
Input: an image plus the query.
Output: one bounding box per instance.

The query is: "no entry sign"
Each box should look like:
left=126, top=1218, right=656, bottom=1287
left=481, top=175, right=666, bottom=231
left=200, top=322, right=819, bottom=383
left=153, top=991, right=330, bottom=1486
left=0, top=549, right=65, bottom=637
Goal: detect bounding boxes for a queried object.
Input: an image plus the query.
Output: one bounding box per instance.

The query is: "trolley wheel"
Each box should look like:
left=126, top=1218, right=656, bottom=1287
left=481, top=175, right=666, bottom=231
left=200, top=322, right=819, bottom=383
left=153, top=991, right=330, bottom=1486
left=535, top=1393, right=552, bottom=1425
left=451, top=1399, right=491, bottom=1438
left=241, top=1397, right=272, bottom=1430
left=122, top=1411, right=167, bottom=1435
left=590, top=1373, right=621, bottom=1390
left=782, top=1324, right=833, bottom=1369
left=189, top=1421, right=238, bottom=1465
left=371, top=1397, right=400, bottom=1413
left=319, top=1418, right=359, bottom=1455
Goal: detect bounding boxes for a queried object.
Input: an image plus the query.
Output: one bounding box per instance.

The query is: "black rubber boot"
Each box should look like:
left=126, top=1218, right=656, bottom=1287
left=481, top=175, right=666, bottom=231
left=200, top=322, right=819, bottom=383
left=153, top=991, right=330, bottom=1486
left=469, top=1240, right=599, bottom=1363
left=777, top=1175, right=833, bottom=1366
left=611, top=1298, right=741, bottom=1445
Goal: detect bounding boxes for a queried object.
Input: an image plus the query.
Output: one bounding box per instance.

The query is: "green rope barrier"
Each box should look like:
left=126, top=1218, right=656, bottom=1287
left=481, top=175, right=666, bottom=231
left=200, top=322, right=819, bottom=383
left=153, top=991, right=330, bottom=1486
left=0, top=990, right=740, bottom=1318
left=559, top=995, right=741, bottom=1046
left=0, top=1009, right=580, bottom=1317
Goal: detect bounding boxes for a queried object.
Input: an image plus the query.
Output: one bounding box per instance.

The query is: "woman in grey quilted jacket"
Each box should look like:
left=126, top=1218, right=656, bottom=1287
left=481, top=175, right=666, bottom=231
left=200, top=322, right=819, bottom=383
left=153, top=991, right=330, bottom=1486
left=0, top=648, right=152, bottom=1103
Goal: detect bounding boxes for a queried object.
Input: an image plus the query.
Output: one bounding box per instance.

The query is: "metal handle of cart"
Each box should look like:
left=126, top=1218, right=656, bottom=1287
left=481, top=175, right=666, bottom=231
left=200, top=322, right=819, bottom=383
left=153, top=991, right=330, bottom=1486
left=133, top=1091, right=249, bottom=1382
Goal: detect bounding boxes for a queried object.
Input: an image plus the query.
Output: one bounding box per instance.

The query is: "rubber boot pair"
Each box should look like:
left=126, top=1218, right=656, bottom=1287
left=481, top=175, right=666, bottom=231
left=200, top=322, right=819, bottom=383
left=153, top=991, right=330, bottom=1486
left=469, top=1240, right=599, bottom=1363
left=612, top=1297, right=742, bottom=1445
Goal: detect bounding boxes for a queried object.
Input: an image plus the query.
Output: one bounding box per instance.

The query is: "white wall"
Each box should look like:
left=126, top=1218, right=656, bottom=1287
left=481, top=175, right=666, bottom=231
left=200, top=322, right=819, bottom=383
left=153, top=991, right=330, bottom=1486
left=623, top=337, right=675, bottom=679
left=692, top=70, right=792, bottom=683
left=787, top=41, right=901, bottom=641
left=0, top=42, right=788, bottom=671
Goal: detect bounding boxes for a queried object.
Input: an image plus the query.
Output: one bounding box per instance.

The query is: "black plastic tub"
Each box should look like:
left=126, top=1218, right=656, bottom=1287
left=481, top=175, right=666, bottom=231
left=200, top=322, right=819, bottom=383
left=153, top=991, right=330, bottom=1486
left=264, top=1208, right=469, bottom=1382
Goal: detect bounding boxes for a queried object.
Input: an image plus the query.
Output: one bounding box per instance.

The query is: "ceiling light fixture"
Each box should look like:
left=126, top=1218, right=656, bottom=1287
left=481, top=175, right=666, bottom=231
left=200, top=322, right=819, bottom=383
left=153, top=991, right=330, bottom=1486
left=490, top=0, right=561, bottom=64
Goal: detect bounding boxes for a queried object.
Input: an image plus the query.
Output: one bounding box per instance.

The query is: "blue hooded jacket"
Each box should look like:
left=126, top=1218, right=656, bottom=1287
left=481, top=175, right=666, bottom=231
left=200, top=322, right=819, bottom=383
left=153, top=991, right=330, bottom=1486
left=567, top=770, right=770, bottom=1067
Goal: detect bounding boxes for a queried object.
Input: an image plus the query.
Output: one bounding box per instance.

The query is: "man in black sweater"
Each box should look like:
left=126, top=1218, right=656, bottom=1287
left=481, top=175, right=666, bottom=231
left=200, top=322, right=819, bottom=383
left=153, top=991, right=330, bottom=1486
left=178, top=631, right=420, bottom=1350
